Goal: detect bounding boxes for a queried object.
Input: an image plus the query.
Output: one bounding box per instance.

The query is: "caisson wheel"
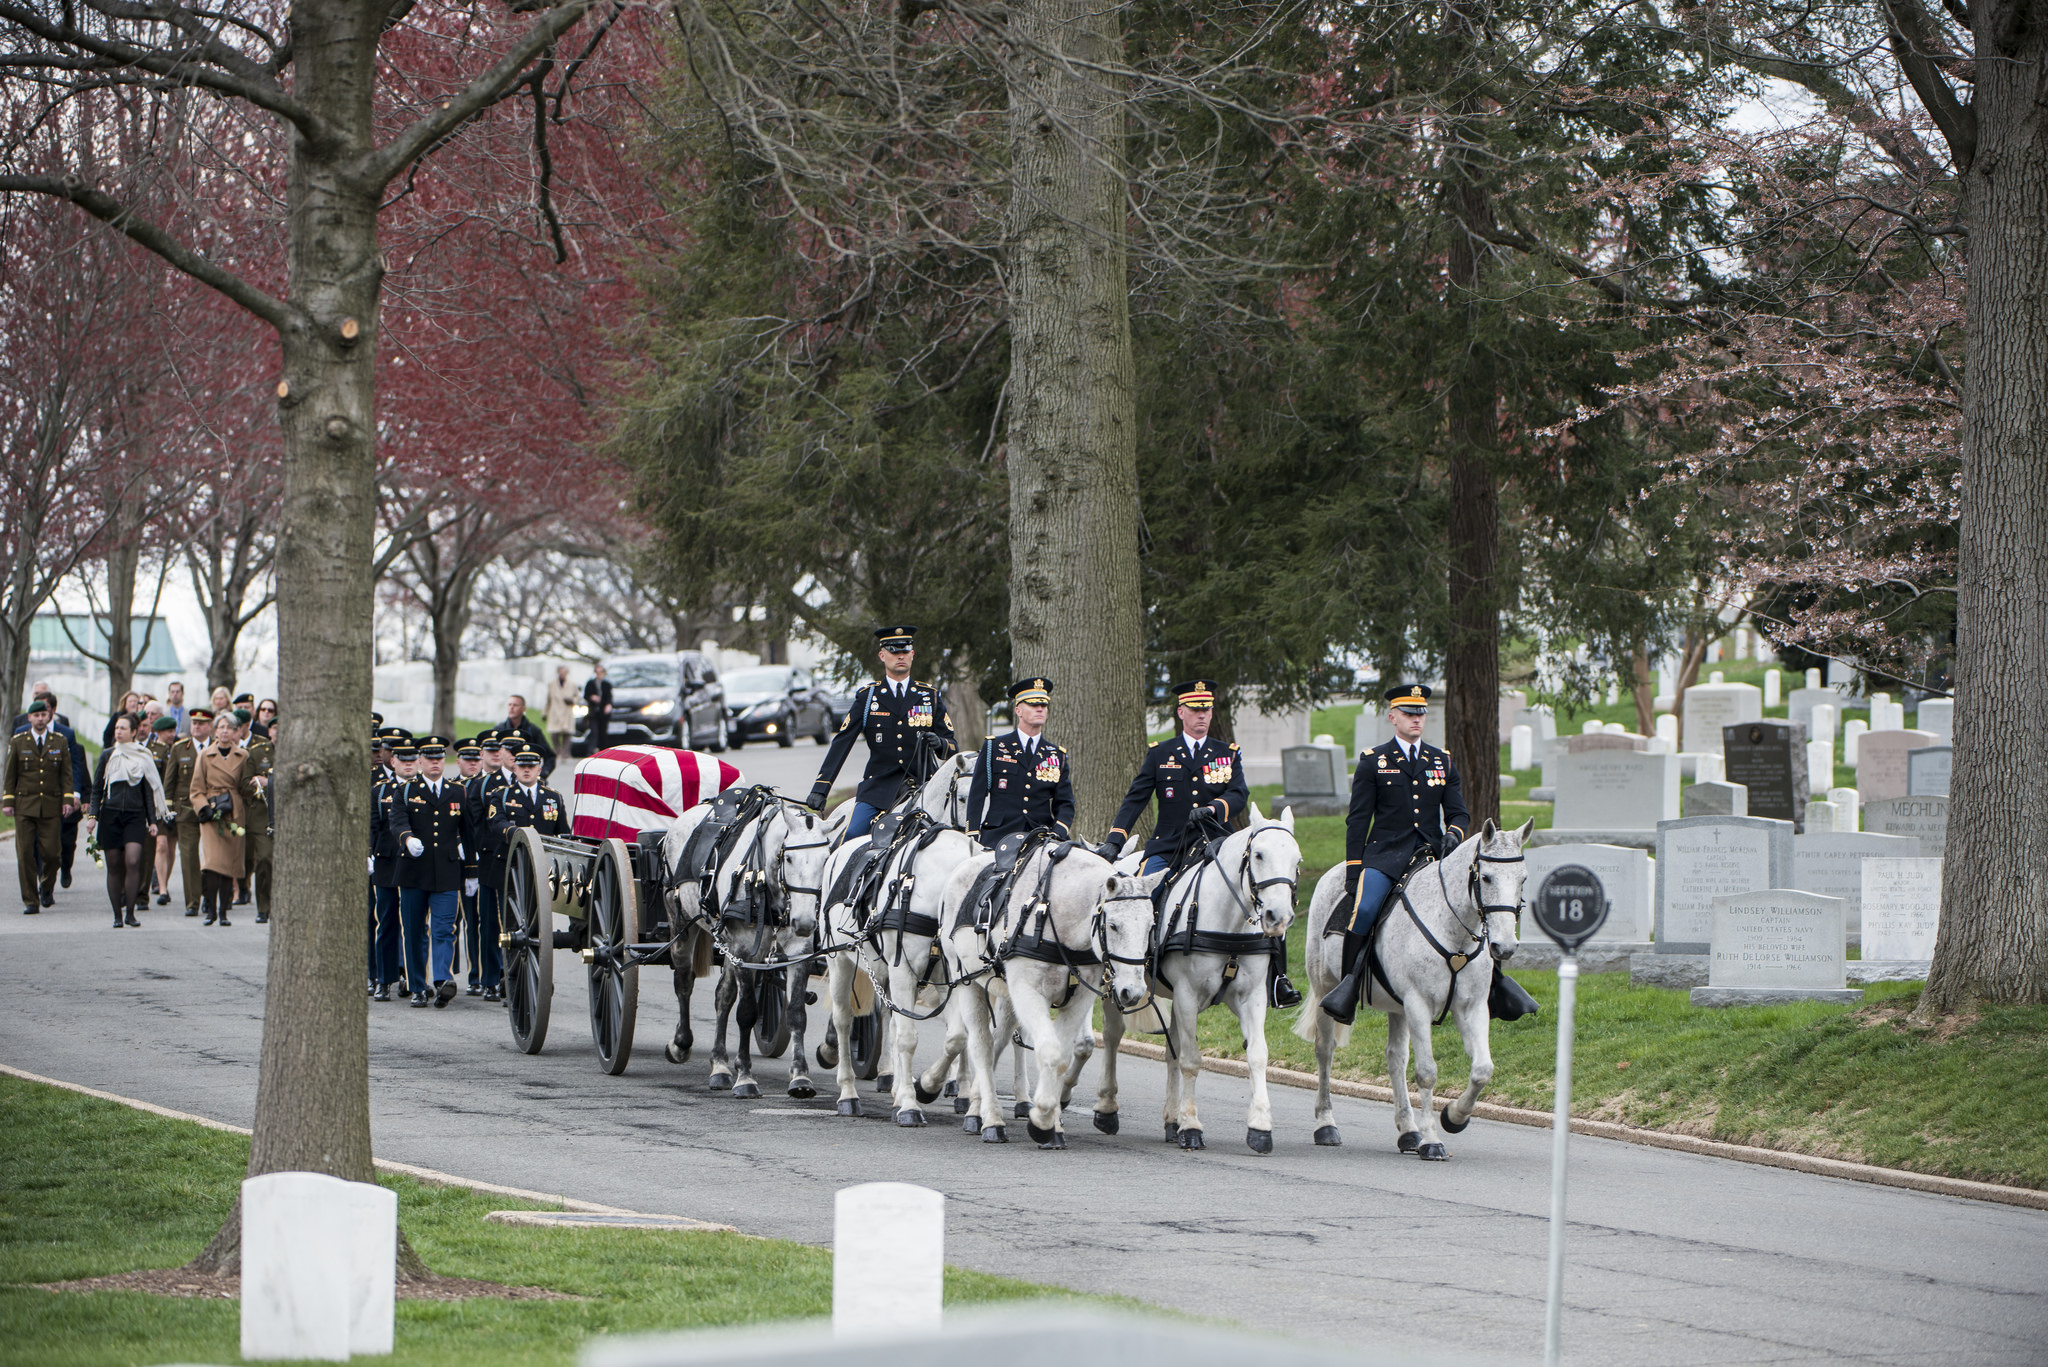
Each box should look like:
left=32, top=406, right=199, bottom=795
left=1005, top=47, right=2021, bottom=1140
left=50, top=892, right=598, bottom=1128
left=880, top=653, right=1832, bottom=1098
left=585, top=839, right=640, bottom=1075
left=753, top=967, right=792, bottom=1058
left=503, top=828, right=552, bottom=1054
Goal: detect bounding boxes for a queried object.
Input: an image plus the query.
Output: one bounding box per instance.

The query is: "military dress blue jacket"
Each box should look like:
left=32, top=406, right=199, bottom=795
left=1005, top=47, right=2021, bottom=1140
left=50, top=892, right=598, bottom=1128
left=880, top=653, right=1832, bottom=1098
left=965, top=730, right=1075, bottom=848
left=1345, top=737, right=1470, bottom=884
left=812, top=680, right=955, bottom=809
left=1110, top=734, right=1248, bottom=860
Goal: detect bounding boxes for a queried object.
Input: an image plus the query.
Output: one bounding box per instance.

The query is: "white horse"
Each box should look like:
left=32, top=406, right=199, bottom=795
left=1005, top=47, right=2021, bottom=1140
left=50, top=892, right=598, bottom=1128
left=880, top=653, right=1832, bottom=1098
left=1294, top=818, right=1530, bottom=1158
left=657, top=793, right=831, bottom=1099
left=936, top=845, right=1163, bottom=1146
left=1098, top=805, right=1301, bottom=1154
left=814, top=756, right=979, bottom=1121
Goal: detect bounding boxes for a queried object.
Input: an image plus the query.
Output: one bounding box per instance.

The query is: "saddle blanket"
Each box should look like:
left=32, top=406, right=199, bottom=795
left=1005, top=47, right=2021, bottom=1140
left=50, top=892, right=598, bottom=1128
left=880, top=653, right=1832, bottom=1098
left=572, top=746, right=745, bottom=840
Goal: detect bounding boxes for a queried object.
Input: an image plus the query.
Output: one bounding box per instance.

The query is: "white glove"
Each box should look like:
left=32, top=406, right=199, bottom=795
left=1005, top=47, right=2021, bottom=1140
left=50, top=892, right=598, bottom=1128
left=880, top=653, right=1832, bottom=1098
left=367, top=856, right=376, bottom=875
left=457, top=842, right=466, bottom=862
left=405, top=835, right=424, bottom=857
left=464, top=878, right=478, bottom=897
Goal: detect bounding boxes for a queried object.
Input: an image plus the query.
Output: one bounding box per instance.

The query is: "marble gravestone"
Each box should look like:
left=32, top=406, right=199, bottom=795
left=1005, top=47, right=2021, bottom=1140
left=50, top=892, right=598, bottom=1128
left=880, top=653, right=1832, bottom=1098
left=1862, top=795, right=1948, bottom=859
left=1516, top=843, right=1654, bottom=970
left=1855, top=728, right=1939, bottom=803
left=1787, top=687, right=1840, bottom=738
left=1859, top=856, right=1942, bottom=978
left=1653, top=815, right=1795, bottom=956
left=1550, top=749, right=1679, bottom=834
left=1280, top=744, right=1348, bottom=817
left=1692, top=890, right=1862, bottom=1007
left=1907, top=746, right=1952, bottom=797
left=1792, top=830, right=1921, bottom=938
left=1916, top=697, right=1954, bottom=744
left=835, top=1183, right=944, bottom=1334
left=241, top=1172, right=397, bottom=1362
left=1723, top=721, right=1808, bottom=829
left=1682, top=681, right=1761, bottom=757
left=1567, top=732, right=1648, bottom=753
left=1683, top=780, right=1747, bottom=818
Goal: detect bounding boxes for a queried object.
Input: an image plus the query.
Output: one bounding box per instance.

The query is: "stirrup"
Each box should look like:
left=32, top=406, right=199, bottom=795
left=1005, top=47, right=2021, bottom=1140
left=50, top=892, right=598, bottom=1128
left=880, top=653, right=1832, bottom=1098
left=1319, top=972, right=1363, bottom=1026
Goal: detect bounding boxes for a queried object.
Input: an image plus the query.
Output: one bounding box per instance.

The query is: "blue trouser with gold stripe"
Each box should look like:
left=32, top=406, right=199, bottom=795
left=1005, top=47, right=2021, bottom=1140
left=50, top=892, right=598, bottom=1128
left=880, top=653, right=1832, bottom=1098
left=1348, top=869, right=1396, bottom=935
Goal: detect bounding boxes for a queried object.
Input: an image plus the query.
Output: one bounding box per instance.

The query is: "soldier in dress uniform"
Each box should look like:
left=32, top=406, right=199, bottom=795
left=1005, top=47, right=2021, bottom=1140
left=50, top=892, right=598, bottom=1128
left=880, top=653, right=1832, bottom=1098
left=244, top=712, right=275, bottom=923
left=463, top=731, right=513, bottom=1001
left=492, top=746, right=569, bottom=839
left=1099, top=678, right=1300, bottom=1008
left=165, top=708, right=213, bottom=917
left=4, top=697, right=77, bottom=914
left=449, top=737, right=487, bottom=995
left=368, top=729, right=413, bottom=1000
left=806, top=625, right=955, bottom=837
left=1319, top=684, right=1469, bottom=1024
left=964, top=677, right=1074, bottom=848
left=397, top=736, right=467, bottom=1007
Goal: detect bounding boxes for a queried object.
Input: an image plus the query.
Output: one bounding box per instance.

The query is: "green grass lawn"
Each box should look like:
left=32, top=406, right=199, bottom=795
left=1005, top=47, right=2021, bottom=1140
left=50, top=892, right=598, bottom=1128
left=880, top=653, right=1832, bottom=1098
left=0, top=1075, right=1067, bottom=1367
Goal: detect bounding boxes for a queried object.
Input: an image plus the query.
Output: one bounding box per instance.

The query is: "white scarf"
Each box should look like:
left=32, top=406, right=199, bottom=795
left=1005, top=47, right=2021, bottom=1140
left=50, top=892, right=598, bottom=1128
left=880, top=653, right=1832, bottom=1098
left=104, top=741, right=172, bottom=820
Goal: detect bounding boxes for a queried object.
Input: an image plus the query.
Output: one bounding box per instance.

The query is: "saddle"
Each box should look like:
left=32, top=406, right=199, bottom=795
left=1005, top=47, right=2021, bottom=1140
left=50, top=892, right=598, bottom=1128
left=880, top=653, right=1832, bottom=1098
left=956, top=830, right=1059, bottom=937
left=983, top=833, right=1084, bottom=968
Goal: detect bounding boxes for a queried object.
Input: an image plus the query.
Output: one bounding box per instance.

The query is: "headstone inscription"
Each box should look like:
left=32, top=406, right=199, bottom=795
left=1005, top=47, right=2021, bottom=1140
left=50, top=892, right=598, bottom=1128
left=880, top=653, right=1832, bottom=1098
left=1916, top=697, right=1954, bottom=743
left=1907, top=746, right=1952, bottom=797
left=1280, top=744, right=1347, bottom=817
left=1551, top=750, right=1680, bottom=832
left=1654, top=815, right=1793, bottom=954
left=1693, top=890, right=1862, bottom=1007
left=1681, top=681, right=1760, bottom=758
left=1518, top=844, right=1652, bottom=969
left=1803, top=798, right=1836, bottom=833
left=1792, top=830, right=1921, bottom=937
left=1862, top=795, right=1948, bottom=859
left=1722, top=721, right=1807, bottom=828
left=1566, top=732, right=1647, bottom=753
left=1856, top=728, right=1940, bottom=802
left=1828, top=786, right=1860, bottom=833
left=1860, top=856, right=1942, bottom=964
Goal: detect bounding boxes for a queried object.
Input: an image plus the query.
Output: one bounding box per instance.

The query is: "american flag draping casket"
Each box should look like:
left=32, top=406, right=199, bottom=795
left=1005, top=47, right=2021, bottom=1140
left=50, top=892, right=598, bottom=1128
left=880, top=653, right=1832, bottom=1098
left=570, top=746, right=745, bottom=840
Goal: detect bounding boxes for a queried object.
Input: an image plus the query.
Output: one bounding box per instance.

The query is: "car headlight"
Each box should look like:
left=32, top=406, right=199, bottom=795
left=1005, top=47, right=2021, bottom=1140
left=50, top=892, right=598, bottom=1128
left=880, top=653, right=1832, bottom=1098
left=639, top=700, right=675, bottom=717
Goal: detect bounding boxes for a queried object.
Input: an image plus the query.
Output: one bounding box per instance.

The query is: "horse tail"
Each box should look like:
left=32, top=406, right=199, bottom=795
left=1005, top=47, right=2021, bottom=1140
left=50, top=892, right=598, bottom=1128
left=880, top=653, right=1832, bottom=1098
left=1288, top=1001, right=1353, bottom=1048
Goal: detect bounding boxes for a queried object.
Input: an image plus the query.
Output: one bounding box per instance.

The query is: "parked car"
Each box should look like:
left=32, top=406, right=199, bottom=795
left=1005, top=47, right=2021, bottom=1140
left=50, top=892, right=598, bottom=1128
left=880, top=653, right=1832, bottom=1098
left=721, top=664, right=836, bottom=748
left=572, top=650, right=728, bottom=756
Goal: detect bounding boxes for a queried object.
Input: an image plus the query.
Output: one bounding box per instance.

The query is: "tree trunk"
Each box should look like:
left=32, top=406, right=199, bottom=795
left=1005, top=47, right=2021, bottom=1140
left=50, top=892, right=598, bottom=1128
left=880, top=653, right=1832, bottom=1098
left=1924, top=10, right=2048, bottom=1010
left=428, top=566, right=479, bottom=740
left=191, top=0, right=383, bottom=1272
left=1003, top=0, right=1144, bottom=839
left=1443, top=187, right=1501, bottom=829
left=945, top=673, right=988, bottom=750
left=99, top=536, right=140, bottom=709
left=1630, top=645, right=1655, bottom=740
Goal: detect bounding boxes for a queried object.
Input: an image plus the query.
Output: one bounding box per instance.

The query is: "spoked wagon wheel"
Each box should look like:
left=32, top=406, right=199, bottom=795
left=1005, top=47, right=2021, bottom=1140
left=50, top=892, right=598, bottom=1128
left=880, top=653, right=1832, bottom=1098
left=502, top=828, right=552, bottom=1054
left=753, top=968, right=791, bottom=1058
left=585, top=838, right=640, bottom=1076
left=848, top=997, right=885, bottom=1081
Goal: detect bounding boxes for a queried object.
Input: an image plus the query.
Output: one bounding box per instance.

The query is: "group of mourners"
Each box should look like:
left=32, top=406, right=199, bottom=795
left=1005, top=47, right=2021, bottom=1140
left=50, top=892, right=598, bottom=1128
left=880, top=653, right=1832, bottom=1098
left=365, top=720, right=566, bottom=1008
left=5, top=685, right=274, bottom=929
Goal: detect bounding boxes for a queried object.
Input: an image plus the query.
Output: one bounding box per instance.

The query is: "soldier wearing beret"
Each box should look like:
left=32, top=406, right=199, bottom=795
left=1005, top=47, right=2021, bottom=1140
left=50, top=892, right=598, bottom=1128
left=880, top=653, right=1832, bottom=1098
left=4, top=697, right=77, bottom=913
left=165, top=707, right=213, bottom=917
left=806, top=625, right=955, bottom=839
left=965, top=677, right=1074, bottom=848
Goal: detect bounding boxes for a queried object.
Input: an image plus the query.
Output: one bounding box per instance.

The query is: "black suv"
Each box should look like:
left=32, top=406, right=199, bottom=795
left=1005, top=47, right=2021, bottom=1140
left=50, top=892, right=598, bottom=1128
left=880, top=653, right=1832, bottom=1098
left=572, top=650, right=729, bottom=755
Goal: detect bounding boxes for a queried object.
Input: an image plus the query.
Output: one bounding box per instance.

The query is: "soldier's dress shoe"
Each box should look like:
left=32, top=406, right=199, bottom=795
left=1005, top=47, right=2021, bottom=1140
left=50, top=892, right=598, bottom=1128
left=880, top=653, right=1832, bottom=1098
left=434, top=980, right=457, bottom=1008
left=185, top=906, right=199, bottom=917
left=22, top=906, right=37, bottom=915
left=409, top=990, right=432, bottom=1007
left=255, top=912, right=269, bottom=924
left=372, top=984, right=392, bottom=1002
left=40, top=892, right=54, bottom=907
left=466, top=984, right=483, bottom=997
left=235, top=889, right=250, bottom=906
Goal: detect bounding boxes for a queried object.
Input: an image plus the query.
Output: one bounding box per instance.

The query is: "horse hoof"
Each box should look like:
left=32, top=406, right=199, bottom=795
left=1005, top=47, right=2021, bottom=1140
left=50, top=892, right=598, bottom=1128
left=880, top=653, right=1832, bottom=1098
left=914, top=1077, right=941, bottom=1105
left=1163, top=1122, right=1180, bottom=1143
left=943, top=1079, right=958, bottom=1098
left=788, top=1079, right=816, bottom=1099
left=1418, top=1142, right=1449, bottom=1161
left=1092, top=1111, right=1120, bottom=1135
left=1026, top=1120, right=1054, bottom=1144
left=1038, top=1131, right=1067, bottom=1151
left=1014, top=1101, right=1030, bottom=1119
left=707, top=1072, right=733, bottom=1092
left=1178, top=1128, right=1205, bottom=1151
left=1314, top=1125, right=1342, bottom=1147
left=894, top=1108, right=927, bottom=1128
left=953, top=1096, right=969, bottom=1115
left=665, top=1042, right=690, bottom=1065
left=732, top=1080, right=761, bottom=1100
left=1440, top=1110, right=1470, bottom=1134
left=982, top=1125, right=1007, bottom=1144
left=836, top=1097, right=861, bottom=1118
left=1397, top=1130, right=1422, bottom=1153
left=875, top=1073, right=894, bottom=1093
left=1246, top=1128, right=1273, bottom=1154
left=816, top=1043, right=838, bottom=1069
left=962, top=1115, right=982, bottom=1136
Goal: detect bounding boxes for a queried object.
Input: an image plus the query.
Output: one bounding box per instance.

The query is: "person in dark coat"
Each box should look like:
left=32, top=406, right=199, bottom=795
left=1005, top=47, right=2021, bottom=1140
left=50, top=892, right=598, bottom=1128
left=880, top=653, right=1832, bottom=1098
left=368, top=730, right=413, bottom=1000
left=805, top=625, right=955, bottom=838
left=964, top=677, right=1074, bottom=849
left=87, top=712, right=171, bottom=927
left=582, top=664, right=613, bottom=752
left=491, top=747, right=569, bottom=840
left=498, top=695, right=555, bottom=779
left=461, top=732, right=512, bottom=1000
left=397, top=736, right=467, bottom=1007
left=5, top=698, right=77, bottom=912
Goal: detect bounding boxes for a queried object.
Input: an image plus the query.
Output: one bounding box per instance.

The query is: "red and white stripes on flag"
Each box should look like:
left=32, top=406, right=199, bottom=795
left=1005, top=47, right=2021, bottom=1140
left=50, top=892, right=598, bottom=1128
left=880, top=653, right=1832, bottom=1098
left=571, top=745, right=745, bottom=840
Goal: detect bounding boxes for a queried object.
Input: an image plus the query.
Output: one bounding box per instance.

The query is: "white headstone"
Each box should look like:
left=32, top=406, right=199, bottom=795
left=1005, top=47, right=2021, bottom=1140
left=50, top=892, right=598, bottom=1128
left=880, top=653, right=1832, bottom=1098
left=1529, top=705, right=1556, bottom=742
left=1856, top=729, right=1939, bottom=802
left=1735, top=627, right=1749, bottom=659
left=1693, top=753, right=1725, bottom=784
left=1868, top=693, right=1894, bottom=732
left=1907, top=746, right=1952, bottom=797
left=1803, top=799, right=1836, bottom=833
left=1805, top=668, right=1822, bottom=689
left=1787, top=687, right=1837, bottom=737
left=1498, top=689, right=1526, bottom=743
left=1708, top=890, right=1849, bottom=990
left=1764, top=668, right=1781, bottom=708
left=1827, top=660, right=1854, bottom=688
left=1861, top=857, right=1942, bottom=962
left=1916, top=697, right=1953, bottom=744
left=1552, top=751, right=1681, bottom=832
left=1604, top=721, right=1627, bottom=735
left=834, top=1182, right=944, bottom=1335
left=1510, top=724, right=1534, bottom=772
left=1521, top=844, right=1653, bottom=944
left=1843, top=718, right=1866, bottom=767
left=1810, top=703, right=1836, bottom=747
left=1682, top=779, right=1747, bottom=818
left=1582, top=719, right=1604, bottom=735
left=1792, top=831, right=1921, bottom=936
left=1707, top=641, right=1723, bottom=663
left=1862, top=795, right=1949, bottom=859
left=1658, top=663, right=1674, bottom=698
left=1806, top=739, right=1834, bottom=794
left=242, top=1172, right=395, bottom=1362
left=1681, top=681, right=1762, bottom=758
left=1655, top=816, right=1794, bottom=953
left=1655, top=713, right=1679, bottom=748
left=1828, top=786, right=1860, bottom=833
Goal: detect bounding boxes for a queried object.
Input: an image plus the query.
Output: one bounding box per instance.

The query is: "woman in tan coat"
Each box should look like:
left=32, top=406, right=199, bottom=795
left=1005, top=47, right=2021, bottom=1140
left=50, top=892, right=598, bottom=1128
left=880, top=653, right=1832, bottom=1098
left=191, top=710, right=256, bottom=927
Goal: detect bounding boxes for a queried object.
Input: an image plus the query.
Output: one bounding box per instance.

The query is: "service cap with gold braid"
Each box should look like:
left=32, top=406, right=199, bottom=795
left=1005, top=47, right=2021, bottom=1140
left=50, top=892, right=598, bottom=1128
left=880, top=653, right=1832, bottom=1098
left=1009, top=676, right=1052, bottom=706
left=1171, top=679, right=1218, bottom=709
left=1385, top=683, right=1432, bottom=712
left=512, top=744, right=543, bottom=766
left=874, top=624, right=917, bottom=652
left=454, top=737, right=482, bottom=761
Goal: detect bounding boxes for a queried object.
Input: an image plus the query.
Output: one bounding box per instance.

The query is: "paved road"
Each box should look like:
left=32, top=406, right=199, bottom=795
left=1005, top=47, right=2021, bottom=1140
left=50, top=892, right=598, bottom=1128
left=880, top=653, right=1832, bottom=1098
left=3, top=839, right=2044, bottom=1367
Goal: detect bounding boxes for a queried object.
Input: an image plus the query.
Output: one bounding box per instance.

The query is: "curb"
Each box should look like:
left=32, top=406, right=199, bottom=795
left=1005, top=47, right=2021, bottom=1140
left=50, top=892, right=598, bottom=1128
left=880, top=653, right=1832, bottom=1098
left=1100, top=1038, right=2048, bottom=1213
left=0, top=1063, right=735, bottom=1230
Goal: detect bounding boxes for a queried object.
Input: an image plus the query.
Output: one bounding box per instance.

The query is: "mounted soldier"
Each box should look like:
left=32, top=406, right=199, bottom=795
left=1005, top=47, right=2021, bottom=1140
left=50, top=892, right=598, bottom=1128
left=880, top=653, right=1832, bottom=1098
left=1096, top=679, right=1300, bottom=1009
left=964, top=676, right=1074, bottom=850
left=806, top=625, right=956, bottom=838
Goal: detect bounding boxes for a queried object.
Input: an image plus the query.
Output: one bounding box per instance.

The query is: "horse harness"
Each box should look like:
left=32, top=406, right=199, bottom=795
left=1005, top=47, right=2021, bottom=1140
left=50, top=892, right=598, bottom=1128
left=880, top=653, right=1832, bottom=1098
left=1362, top=847, right=1521, bottom=1024
left=1152, top=828, right=1298, bottom=1004
left=669, top=785, right=828, bottom=972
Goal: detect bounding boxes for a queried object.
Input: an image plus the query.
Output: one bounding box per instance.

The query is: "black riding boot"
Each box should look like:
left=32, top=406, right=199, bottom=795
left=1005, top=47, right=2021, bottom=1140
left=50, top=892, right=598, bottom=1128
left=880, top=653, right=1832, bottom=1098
left=1487, top=959, right=1540, bottom=1020
left=1266, top=936, right=1302, bottom=1008
left=1319, top=930, right=1373, bottom=1025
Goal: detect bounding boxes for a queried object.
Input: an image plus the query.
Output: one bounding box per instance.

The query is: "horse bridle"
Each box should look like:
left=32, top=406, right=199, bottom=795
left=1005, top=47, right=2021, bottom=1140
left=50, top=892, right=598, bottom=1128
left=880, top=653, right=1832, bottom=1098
left=1237, top=827, right=1300, bottom=928
left=1471, top=849, right=1525, bottom=917
left=1093, top=890, right=1156, bottom=973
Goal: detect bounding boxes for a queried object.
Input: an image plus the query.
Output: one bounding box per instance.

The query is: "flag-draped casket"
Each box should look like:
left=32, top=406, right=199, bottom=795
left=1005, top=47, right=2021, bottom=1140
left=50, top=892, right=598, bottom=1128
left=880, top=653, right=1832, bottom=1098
left=570, top=746, right=744, bottom=840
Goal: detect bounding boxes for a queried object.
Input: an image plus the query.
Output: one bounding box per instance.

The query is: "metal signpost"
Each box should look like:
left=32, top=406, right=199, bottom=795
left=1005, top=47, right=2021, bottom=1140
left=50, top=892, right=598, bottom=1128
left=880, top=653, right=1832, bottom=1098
left=1530, top=864, right=1611, bottom=1367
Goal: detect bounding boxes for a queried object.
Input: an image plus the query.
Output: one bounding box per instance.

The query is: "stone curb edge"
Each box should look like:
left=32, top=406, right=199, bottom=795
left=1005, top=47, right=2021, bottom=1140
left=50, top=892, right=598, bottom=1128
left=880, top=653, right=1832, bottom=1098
left=1098, top=1038, right=2048, bottom=1213
left=0, top=1062, right=736, bottom=1231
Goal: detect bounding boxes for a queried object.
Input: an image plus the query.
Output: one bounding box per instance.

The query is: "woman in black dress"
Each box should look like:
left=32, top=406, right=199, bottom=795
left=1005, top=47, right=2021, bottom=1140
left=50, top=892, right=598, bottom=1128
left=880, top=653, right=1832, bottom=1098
left=88, top=713, right=172, bottom=927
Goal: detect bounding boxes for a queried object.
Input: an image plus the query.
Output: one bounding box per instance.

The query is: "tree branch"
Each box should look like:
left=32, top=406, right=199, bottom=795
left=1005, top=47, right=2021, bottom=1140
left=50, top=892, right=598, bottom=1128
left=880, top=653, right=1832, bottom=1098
left=1881, top=0, right=1977, bottom=169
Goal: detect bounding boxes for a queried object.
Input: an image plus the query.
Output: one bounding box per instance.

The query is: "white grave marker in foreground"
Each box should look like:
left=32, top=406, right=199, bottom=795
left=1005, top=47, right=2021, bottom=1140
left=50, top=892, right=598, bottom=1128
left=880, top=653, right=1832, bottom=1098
left=834, top=1182, right=944, bottom=1335
left=242, top=1171, right=396, bottom=1362
left=1861, top=857, right=1943, bottom=964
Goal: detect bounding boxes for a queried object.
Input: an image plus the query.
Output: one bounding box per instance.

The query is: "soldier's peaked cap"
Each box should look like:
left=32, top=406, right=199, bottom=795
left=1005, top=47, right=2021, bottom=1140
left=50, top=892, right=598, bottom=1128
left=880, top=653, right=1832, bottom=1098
left=1009, top=677, right=1052, bottom=706
left=512, top=745, right=543, bottom=764
left=1172, top=679, right=1218, bottom=708
left=188, top=707, right=215, bottom=722
left=454, top=738, right=482, bottom=760
left=1385, top=683, right=1432, bottom=709
left=416, top=735, right=448, bottom=756
left=874, top=625, right=917, bottom=650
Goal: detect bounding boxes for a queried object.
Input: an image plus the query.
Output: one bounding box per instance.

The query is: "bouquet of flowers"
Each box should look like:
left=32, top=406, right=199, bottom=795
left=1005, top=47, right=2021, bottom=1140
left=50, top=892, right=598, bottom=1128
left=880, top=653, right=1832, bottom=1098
left=84, top=829, right=104, bottom=867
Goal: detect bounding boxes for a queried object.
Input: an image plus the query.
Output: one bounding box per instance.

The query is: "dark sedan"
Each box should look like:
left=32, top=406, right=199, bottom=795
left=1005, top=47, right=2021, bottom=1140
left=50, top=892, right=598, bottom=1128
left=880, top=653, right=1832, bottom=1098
left=722, top=665, right=835, bottom=748
left=571, top=650, right=729, bottom=755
